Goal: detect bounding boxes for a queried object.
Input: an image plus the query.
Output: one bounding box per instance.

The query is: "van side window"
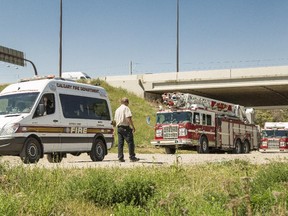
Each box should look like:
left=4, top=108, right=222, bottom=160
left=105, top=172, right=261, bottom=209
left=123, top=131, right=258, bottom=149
left=59, top=94, right=111, bottom=120
left=34, top=93, right=55, bottom=118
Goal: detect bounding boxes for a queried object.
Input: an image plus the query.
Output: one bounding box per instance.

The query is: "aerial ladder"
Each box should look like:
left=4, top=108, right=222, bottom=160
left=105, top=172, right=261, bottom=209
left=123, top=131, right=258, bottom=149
left=161, top=92, right=254, bottom=124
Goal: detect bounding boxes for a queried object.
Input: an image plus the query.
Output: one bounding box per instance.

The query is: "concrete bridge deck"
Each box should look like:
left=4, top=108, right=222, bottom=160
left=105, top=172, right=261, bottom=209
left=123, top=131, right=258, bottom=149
left=101, top=65, right=288, bottom=109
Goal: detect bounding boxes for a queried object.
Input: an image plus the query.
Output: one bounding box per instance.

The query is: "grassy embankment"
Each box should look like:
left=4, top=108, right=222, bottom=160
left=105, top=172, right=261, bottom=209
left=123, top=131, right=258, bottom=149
left=1, top=80, right=288, bottom=215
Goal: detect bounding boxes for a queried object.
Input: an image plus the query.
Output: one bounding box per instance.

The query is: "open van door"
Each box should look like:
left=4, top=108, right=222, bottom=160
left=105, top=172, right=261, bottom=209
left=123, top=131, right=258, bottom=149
left=32, top=93, right=61, bottom=152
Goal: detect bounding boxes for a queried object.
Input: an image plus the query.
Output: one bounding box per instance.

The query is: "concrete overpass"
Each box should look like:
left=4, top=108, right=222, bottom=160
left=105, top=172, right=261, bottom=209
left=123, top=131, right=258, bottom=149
left=100, top=65, right=288, bottom=109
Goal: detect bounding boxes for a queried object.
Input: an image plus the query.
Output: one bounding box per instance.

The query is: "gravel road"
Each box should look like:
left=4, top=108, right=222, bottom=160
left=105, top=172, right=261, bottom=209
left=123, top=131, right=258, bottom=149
left=1, top=151, right=288, bottom=169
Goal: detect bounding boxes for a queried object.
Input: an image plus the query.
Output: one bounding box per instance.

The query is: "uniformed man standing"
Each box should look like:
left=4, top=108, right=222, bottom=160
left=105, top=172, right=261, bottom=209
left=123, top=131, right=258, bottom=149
left=114, top=97, right=139, bottom=162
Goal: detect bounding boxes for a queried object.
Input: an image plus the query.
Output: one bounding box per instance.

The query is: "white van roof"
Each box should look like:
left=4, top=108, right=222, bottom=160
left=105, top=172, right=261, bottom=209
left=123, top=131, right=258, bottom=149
left=1, top=77, right=106, bottom=97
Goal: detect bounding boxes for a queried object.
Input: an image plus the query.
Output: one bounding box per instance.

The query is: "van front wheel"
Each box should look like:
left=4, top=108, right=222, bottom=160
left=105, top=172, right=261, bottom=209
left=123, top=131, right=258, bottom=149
left=90, top=139, right=105, bottom=161
left=20, top=137, right=41, bottom=164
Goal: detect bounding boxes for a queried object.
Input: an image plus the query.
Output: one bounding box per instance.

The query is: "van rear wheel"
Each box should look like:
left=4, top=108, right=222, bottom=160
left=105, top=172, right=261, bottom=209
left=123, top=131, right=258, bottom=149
left=20, top=137, right=41, bottom=164
left=47, top=153, right=63, bottom=163
left=90, top=139, right=105, bottom=161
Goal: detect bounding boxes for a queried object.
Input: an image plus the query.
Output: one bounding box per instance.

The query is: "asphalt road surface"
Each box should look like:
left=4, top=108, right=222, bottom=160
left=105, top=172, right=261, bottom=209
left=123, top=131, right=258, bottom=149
left=1, top=151, right=288, bottom=169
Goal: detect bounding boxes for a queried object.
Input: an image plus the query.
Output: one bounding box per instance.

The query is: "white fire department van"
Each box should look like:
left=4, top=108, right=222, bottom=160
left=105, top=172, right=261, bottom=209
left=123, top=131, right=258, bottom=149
left=0, top=76, right=114, bottom=163
left=62, top=72, right=91, bottom=80
left=260, top=122, right=288, bottom=152
left=150, top=92, right=260, bottom=154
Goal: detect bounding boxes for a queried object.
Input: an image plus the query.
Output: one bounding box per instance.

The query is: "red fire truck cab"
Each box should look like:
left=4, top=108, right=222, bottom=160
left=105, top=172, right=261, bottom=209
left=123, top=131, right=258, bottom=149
left=151, top=93, right=260, bottom=154
left=260, top=122, right=288, bottom=152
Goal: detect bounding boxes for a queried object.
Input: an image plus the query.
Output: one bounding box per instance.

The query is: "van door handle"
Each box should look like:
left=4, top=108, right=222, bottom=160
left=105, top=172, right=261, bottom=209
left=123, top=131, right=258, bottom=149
left=53, top=120, right=58, bottom=122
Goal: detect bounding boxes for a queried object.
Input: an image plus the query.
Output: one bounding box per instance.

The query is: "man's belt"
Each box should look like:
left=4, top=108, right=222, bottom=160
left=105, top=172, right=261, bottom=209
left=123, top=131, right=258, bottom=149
left=118, top=125, right=130, bottom=128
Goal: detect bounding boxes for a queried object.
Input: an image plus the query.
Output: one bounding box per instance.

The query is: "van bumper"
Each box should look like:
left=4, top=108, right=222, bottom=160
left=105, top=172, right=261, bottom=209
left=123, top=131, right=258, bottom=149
left=0, top=137, right=25, bottom=155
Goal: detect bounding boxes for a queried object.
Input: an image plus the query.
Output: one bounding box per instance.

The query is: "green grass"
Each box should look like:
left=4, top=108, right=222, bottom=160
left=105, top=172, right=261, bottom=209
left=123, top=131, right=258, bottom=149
left=0, top=84, right=8, bottom=92
left=1, top=161, right=288, bottom=215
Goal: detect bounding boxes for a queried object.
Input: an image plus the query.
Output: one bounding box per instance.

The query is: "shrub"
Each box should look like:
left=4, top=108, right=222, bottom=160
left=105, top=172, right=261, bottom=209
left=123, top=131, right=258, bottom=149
left=116, top=177, right=155, bottom=206
left=68, top=169, right=156, bottom=207
left=250, top=162, right=288, bottom=214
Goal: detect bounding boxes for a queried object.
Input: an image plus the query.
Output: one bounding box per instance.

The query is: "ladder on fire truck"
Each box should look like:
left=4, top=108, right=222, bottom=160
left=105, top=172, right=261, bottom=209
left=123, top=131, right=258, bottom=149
left=162, top=92, right=253, bottom=123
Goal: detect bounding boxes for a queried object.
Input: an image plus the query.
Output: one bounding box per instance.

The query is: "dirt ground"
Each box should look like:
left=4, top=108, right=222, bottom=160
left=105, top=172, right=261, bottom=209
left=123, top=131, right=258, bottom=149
left=1, top=151, right=288, bottom=169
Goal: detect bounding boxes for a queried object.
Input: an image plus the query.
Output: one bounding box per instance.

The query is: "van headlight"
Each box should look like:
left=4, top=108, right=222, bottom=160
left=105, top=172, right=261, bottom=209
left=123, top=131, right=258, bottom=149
left=0, top=123, right=20, bottom=136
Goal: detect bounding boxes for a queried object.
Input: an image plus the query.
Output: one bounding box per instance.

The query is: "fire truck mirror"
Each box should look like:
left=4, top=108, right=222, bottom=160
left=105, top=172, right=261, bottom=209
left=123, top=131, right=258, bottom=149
left=146, top=116, right=151, bottom=125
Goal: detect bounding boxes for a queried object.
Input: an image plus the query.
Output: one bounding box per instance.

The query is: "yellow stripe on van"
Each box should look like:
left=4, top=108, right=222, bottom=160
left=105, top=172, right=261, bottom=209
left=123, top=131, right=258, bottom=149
left=18, top=126, right=113, bottom=134
left=87, top=128, right=114, bottom=134
left=21, top=126, right=65, bottom=133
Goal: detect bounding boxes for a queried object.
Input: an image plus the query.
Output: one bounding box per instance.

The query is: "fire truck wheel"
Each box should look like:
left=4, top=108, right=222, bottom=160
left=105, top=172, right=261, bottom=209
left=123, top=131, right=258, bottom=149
left=242, top=140, right=250, bottom=154
left=165, top=147, right=176, bottom=154
left=198, top=136, right=209, bottom=154
left=47, top=153, right=64, bottom=163
left=20, top=137, right=41, bottom=164
left=90, top=139, right=105, bottom=161
left=233, top=139, right=242, bottom=154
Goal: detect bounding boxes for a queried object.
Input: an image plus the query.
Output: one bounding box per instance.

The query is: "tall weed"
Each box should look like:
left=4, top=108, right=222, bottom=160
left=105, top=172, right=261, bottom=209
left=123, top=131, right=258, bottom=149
left=250, top=162, right=288, bottom=214
left=0, top=189, right=20, bottom=216
left=67, top=168, right=156, bottom=207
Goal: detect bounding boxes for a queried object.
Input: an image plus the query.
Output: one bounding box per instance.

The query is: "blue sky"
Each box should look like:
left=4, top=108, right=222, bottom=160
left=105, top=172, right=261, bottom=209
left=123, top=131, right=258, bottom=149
left=1, top=0, right=288, bottom=83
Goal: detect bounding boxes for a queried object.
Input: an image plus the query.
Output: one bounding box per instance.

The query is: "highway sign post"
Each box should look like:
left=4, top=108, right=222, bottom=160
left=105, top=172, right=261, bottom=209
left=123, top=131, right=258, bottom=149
left=0, top=45, right=25, bottom=66
left=0, top=45, right=38, bottom=75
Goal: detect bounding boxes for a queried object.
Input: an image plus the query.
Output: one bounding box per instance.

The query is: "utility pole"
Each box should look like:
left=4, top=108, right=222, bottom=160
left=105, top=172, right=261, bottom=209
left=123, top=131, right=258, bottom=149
left=176, top=0, right=179, bottom=73
left=59, top=0, right=63, bottom=77
left=129, top=61, right=133, bottom=75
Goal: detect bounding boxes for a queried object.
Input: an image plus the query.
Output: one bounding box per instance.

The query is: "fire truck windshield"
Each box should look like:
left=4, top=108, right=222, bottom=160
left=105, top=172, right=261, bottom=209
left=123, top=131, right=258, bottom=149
left=156, top=111, right=192, bottom=124
left=262, top=130, right=288, bottom=137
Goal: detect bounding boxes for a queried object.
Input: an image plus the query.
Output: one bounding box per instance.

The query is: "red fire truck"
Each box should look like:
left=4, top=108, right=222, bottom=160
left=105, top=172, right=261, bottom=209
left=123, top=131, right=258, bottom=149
left=260, top=122, right=288, bottom=152
left=150, top=92, right=260, bottom=154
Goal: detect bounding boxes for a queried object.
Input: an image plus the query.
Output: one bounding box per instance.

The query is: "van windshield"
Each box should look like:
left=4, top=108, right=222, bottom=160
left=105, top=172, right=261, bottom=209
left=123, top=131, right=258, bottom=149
left=0, top=92, right=39, bottom=115
left=83, top=73, right=91, bottom=79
